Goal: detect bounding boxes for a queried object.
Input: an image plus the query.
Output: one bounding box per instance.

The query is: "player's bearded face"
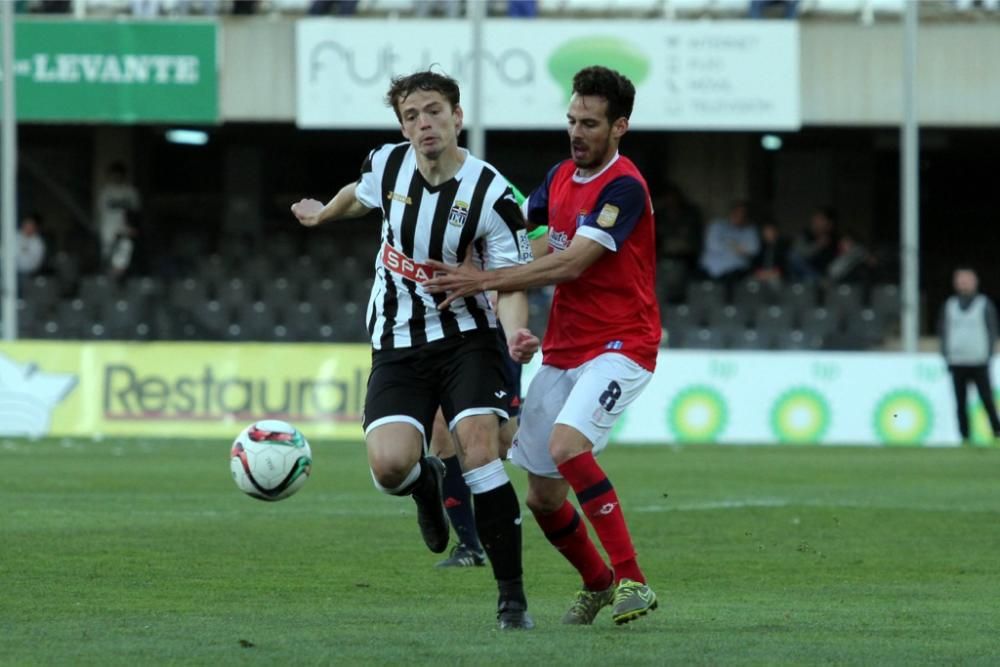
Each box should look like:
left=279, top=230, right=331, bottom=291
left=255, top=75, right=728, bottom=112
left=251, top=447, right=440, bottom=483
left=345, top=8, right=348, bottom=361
left=398, top=90, right=462, bottom=161
left=567, top=94, right=614, bottom=170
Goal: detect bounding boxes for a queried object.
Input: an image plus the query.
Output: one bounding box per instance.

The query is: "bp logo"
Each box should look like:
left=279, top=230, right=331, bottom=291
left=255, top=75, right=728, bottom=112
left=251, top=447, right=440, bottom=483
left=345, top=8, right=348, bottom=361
left=770, top=387, right=830, bottom=444
left=667, top=385, right=727, bottom=443
left=873, top=389, right=933, bottom=445
left=548, top=37, right=650, bottom=102
left=969, top=391, right=1000, bottom=444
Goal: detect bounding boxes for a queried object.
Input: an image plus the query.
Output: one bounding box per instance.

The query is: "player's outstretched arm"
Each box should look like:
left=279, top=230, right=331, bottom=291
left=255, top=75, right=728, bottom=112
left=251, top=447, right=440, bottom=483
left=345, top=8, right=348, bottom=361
left=424, top=235, right=606, bottom=309
left=291, top=182, right=372, bottom=227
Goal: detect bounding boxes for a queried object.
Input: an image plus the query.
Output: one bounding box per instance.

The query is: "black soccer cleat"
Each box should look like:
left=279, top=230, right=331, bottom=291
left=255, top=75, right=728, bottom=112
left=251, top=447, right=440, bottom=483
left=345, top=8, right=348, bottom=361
left=435, top=543, right=487, bottom=568
left=413, top=456, right=450, bottom=554
left=497, top=600, right=535, bottom=631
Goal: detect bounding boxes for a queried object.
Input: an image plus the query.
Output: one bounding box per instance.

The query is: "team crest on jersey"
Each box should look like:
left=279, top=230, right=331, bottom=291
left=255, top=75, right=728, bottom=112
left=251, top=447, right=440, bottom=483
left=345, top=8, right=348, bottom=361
left=596, top=204, right=620, bottom=229
left=448, top=200, right=469, bottom=227
left=387, top=191, right=412, bottom=205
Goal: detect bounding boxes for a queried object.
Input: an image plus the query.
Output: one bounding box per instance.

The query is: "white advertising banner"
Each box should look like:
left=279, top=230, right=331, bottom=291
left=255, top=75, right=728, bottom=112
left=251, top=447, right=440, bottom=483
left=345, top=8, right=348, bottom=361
left=296, top=19, right=799, bottom=130
left=522, top=351, right=998, bottom=447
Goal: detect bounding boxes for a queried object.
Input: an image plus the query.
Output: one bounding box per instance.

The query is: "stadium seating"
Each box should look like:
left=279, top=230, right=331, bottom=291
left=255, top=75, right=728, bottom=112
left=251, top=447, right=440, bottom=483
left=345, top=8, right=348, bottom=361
left=777, top=282, right=818, bottom=321
left=23, top=275, right=62, bottom=315
left=824, top=282, right=863, bottom=320
left=683, top=326, right=727, bottom=350
left=774, top=328, right=824, bottom=351
left=55, top=299, right=89, bottom=339
left=19, top=208, right=903, bottom=348
left=755, top=303, right=794, bottom=331
left=800, top=306, right=838, bottom=342
left=732, top=327, right=770, bottom=350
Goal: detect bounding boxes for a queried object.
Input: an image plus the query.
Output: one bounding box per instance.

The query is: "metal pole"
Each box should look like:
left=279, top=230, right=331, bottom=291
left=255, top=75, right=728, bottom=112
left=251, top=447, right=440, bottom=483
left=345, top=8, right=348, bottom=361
left=1, top=3, right=17, bottom=341
left=468, top=0, right=486, bottom=159
left=900, top=1, right=919, bottom=353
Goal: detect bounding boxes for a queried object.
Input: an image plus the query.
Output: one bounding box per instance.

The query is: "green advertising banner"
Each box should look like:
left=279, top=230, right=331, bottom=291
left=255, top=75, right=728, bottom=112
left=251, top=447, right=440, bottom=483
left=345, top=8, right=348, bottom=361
left=9, top=20, right=217, bottom=123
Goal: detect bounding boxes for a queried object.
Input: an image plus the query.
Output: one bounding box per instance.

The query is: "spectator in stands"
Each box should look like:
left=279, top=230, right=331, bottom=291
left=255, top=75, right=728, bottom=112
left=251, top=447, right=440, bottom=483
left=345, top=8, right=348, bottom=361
left=654, top=181, right=702, bottom=267
left=173, top=0, right=222, bottom=13
left=787, top=206, right=839, bottom=282
left=308, top=0, right=358, bottom=14
left=827, top=232, right=878, bottom=285
left=17, top=213, right=46, bottom=278
left=939, top=267, right=1000, bottom=445
left=749, top=0, right=799, bottom=18
left=751, top=221, right=789, bottom=284
left=508, top=0, right=538, bottom=17
left=697, top=200, right=760, bottom=284
left=131, top=0, right=159, bottom=16
left=107, top=221, right=141, bottom=283
left=96, top=161, right=142, bottom=264
left=38, top=0, right=71, bottom=12
left=230, top=0, right=260, bottom=14
left=415, top=0, right=462, bottom=17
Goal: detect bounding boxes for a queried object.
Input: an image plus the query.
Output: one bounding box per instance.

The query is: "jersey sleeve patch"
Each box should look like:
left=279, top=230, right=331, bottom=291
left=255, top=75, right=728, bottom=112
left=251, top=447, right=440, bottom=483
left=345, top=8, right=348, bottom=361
left=596, top=204, right=620, bottom=229
left=581, top=176, right=647, bottom=250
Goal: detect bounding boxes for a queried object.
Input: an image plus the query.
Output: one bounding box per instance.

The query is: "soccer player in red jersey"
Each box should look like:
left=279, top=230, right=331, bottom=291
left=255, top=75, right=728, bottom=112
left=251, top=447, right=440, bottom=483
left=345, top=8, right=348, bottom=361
left=425, top=66, right=660, bottom=626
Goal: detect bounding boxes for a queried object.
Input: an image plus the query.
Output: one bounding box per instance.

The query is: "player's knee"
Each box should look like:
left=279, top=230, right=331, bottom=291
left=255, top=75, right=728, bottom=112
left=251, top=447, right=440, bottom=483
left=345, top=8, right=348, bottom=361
left=525, top=488, right=562, bottom=515
left=368, top=453, right=415, bottom=494
left=548, top=441, right=578, bottom=466
left=454, top=416, right=499, bottom=468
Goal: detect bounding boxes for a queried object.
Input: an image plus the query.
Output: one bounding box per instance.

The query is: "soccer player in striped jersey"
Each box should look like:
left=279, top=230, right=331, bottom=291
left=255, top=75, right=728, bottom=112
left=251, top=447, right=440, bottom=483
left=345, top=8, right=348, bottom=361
left=425, top=66, right=661, bottom=626
left=291, top=71, right=540, bottom=630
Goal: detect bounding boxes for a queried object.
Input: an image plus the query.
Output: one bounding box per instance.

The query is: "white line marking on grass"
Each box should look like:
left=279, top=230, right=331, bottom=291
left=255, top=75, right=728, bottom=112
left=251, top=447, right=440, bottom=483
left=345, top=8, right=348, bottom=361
left=634, top=499, right=1000, bottom=513
left=635, top=498, right=790, bottom=512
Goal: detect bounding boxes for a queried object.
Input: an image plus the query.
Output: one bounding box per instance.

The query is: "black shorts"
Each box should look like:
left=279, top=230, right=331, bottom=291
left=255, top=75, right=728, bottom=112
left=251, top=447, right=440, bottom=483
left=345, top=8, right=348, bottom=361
left=364, top=330, right=512, bottom=444
left=495, top=325, right=522, bottom=419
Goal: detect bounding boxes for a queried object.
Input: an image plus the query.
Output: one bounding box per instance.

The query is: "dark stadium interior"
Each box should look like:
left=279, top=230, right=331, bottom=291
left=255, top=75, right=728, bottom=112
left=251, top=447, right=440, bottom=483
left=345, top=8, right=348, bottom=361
left=16, top=122, right=1000, bottom=345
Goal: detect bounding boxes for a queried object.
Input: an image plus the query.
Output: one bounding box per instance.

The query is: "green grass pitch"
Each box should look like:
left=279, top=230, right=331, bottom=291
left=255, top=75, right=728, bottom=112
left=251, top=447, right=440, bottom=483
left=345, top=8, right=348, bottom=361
left=2, top=438, right=999, bottom=665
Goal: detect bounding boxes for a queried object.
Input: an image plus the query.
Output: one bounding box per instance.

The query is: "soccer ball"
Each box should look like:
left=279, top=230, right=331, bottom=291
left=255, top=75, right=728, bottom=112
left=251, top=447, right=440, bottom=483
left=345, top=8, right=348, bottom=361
left=230, top=419, right=312, bottom=501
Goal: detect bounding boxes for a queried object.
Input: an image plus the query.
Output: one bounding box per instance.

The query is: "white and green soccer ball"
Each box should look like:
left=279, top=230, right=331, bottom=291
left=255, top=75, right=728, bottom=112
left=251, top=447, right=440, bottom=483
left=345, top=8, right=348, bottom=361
left=230, top=419, right=312, bottom=501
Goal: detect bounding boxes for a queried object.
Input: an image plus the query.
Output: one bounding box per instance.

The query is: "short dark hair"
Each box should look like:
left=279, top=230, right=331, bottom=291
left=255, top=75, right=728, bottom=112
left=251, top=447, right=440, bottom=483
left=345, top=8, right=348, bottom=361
left=385, top=70, right=461, bottom=122
left=571, top=66, right=636, bottom=124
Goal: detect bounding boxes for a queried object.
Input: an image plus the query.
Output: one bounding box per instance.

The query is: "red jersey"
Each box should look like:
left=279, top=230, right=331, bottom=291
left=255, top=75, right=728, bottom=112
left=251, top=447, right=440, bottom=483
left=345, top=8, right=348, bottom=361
left=525, top=153, right=660, bottom=371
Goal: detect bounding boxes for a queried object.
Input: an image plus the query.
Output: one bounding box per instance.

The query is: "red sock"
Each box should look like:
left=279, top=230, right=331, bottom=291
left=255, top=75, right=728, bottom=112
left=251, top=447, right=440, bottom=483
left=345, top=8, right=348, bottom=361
left=532, top=500, right=613, bottom=591
left=558, top=451, right=645, bottom=584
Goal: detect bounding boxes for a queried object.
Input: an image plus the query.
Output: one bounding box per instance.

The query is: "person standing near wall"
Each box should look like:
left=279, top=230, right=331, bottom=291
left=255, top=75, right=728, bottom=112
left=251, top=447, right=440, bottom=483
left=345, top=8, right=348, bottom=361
left=939, top=267, right=1000, bottom=445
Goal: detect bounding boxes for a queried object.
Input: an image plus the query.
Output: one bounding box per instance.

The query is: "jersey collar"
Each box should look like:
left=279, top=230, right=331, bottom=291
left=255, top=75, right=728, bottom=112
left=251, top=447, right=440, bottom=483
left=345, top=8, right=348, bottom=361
left=572, top=152, right=620, bottom=184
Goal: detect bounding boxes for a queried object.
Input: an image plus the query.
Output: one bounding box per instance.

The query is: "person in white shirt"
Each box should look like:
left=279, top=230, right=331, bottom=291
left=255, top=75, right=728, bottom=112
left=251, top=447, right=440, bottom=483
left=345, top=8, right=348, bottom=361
left=938, top=267, right=1000, bottom=444
left=17, top=213, right=46, bottom=277
left=96, top=162, right=141, bottom=261
left=697, top=200, right=760, bottom=283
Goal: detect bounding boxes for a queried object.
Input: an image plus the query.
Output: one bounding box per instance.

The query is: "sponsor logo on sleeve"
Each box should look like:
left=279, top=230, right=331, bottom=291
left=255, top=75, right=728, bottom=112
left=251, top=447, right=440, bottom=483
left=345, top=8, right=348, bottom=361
left=516, top=230, right=533, bottom=263
left=596, top=204, right=620, bottom=229
left=550, top=230, right=570, bottom=251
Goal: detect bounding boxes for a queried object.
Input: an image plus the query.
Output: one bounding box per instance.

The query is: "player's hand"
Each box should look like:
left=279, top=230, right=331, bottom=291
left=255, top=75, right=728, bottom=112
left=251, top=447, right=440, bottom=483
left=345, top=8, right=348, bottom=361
left=507, top=328, right=539, bottom=364
left=424, top=259, right=487, bottom=309
left=291, top=198, right=324, bottom=227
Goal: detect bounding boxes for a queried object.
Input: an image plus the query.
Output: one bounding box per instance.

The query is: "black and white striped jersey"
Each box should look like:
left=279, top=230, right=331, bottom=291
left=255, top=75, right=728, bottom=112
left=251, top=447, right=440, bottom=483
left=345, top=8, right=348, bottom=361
left=355, top=142, right=532, bottom=350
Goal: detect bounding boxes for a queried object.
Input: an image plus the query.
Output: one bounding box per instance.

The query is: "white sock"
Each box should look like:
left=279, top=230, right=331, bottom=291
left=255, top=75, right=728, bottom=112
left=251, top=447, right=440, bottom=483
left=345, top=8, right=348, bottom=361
left=462, top=459, right=509, bottom=495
